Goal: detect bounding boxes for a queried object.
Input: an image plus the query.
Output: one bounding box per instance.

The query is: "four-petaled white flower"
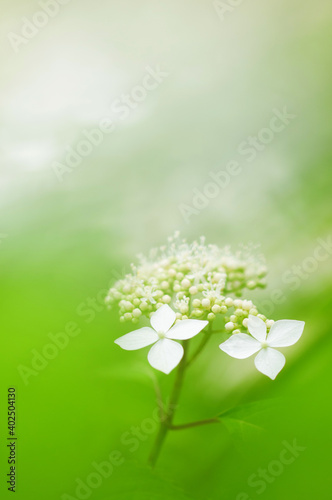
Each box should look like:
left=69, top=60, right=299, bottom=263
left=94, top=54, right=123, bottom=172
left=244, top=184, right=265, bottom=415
left=219, top=315, right=305, bottom=379
left=114, top=304, right=208, bottom=374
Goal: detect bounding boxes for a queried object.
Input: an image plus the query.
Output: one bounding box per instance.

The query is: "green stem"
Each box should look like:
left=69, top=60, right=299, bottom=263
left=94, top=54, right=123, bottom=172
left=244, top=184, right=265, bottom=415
left=186, top=323, right=212, bottom=367
left=148, top=342, right=189, bottom=467
left=148, top=322, right=220, bottom=466
left=167, top=417, right=219, bottom=430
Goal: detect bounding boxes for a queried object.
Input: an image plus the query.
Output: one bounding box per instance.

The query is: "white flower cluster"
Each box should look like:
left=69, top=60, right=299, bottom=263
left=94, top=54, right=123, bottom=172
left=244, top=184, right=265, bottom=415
left=106, top=233, right=271, bottom=332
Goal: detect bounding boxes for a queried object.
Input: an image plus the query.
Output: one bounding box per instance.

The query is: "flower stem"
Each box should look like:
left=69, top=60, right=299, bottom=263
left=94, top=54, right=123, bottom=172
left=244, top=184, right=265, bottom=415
left=148, top=323, right=217, bottom=467
left=186, top=323, right=212, bottom=367
left=167, top=417, right=219, bottom=430
left=148, top=341, right=189, bottom=467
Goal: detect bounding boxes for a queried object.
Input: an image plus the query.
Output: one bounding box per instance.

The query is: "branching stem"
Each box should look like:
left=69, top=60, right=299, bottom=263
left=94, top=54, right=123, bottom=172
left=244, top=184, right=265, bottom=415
left=148, top=341, right=189, bottom=467
left=148, top=322, right=218, bottom=467
left=167, top=417, right=219, bottom=430
left=186, top=323, right=212, bottom=367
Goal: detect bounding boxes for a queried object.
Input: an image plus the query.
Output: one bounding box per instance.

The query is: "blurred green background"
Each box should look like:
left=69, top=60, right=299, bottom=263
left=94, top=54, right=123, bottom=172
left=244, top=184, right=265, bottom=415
left=1, top=0, right=332, bottom=499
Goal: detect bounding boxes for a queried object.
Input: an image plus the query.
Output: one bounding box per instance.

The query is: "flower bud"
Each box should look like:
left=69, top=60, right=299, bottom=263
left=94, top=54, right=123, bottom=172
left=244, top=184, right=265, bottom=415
left=201, top=298, right=211, bottom=308
left=225, top=321, right=235, bottom=331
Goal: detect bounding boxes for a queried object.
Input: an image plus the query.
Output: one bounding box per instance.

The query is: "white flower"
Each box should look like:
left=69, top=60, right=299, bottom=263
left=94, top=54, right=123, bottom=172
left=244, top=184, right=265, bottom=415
left=219, top=315, right=305, bottom=379
left=140, top=285, right=159, bottom=305
left=187, top=267, right=209, bottom=285
left=114, top=304, right=208, bottom=374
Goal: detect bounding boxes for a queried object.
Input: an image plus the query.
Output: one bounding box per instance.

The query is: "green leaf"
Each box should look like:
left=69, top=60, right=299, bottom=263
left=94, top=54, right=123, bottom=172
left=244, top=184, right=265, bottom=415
left=218, top=399, right=278, bottom=443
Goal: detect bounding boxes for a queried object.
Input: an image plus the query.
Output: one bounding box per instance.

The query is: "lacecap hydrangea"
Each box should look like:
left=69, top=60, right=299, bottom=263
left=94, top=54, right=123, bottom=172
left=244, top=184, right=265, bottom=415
left=106, top=232, right=275, bottom=334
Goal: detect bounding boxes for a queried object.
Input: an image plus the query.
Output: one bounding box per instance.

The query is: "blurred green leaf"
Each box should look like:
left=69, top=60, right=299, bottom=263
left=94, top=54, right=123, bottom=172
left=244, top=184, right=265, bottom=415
left=218, top=399, right=276, bottom=442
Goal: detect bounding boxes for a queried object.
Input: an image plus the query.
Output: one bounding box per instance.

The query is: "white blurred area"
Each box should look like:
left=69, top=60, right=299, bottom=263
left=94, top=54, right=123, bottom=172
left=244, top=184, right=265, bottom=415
left=0, top=1, right=320, bottom=173
left=0, top=0, right=331, bottom=273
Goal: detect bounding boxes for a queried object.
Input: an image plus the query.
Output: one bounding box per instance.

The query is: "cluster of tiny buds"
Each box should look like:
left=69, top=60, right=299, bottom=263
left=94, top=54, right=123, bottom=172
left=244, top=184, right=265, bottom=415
left=222, top=298, right=274, bottom=333
left=106, top=234, right=270, bottom=331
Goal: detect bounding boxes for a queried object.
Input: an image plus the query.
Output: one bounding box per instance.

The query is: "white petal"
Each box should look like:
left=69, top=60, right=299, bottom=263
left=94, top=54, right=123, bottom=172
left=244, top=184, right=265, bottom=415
left=114, top=327, right=158, bottom=350
left=147, top=339, right=183, bottom=374
left=248, top=315, right=267, bottom=342
left=254, top=348, right=285, bottom=379
left=267, top=320, right=305, bottom=347
left=150, top=304, right=176, bottom=333
left=167, top=319, right=208, bottom=340
left=219, top=333, right=261, bottom=359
